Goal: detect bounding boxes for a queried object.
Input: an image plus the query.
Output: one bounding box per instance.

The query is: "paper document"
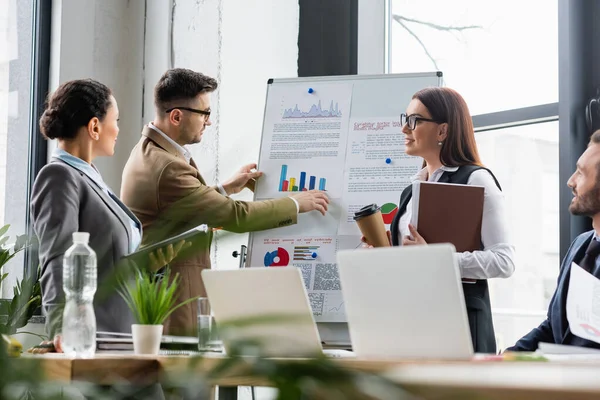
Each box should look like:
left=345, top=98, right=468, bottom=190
left=538, top=341, right=600, bottom=355
left=338, top=117, right=421, bottom=235
left=254, top=82, right=353, bottom=199
left=248, top=234, right=354, bottom=322
left=566, top=262, right=600, bottom=343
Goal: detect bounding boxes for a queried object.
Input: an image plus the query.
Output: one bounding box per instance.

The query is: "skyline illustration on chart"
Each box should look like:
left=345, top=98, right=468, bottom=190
left=282, top=100, right=342, bottom=119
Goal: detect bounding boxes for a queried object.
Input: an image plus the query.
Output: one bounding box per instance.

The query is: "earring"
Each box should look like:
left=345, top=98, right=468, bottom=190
left=438, top=141, right=443, bottom=146
left=94, top=135, right=99, bottom=141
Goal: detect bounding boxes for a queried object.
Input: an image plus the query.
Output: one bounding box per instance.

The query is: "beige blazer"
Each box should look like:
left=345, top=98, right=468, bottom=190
left=120, top=126, right=297, bottom=335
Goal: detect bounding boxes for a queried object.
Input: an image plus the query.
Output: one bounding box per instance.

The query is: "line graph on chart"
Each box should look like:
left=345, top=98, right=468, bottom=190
left=327, top=302, right=345, bottom=313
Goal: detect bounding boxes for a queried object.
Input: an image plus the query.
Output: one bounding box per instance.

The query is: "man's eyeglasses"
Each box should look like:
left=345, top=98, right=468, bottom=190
left=401, top=113, right=442, bottom=130
left=166, top=107, right=211, bottom=118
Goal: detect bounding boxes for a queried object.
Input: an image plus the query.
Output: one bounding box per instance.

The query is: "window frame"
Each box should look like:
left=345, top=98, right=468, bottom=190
left=23, top=0, right=51, bottom=279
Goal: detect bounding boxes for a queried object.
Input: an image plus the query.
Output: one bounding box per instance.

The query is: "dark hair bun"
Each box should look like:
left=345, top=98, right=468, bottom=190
left=39, top=108, right=64, bottom=140
left=38, top=79, right=112, bottom=140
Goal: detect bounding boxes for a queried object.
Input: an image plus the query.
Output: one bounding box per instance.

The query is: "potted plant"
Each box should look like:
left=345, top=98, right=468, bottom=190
left=0, top=225, right=43, bottom=344
left=117, top=266, right=197, bottom=355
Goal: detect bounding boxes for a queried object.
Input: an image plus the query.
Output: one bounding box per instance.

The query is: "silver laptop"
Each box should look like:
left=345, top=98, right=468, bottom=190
left=337, top=244, right=473, bottom=359
left=202, top=268, right=325, bottom=357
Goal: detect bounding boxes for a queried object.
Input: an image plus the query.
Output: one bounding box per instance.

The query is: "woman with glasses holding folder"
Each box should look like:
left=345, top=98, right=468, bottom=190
left=30, top=79, right=180, bottom=353
left=391, top=87, right=515, bottom=353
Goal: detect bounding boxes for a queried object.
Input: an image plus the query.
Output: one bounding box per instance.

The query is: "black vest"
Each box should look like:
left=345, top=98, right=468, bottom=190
left=390, top=165, right=502, bottom=354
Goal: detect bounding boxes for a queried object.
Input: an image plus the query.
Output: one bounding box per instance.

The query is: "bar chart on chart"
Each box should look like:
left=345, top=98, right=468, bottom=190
left=278, top=164, right=327, bottom=192
left=293, top=245, right=320, bottom=261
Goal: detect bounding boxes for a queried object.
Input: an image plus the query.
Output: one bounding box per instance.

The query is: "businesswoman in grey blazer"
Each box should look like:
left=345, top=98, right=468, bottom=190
left=30, top=79, right=171, bottom=351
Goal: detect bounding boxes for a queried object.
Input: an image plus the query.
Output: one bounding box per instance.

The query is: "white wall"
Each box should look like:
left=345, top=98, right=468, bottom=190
left=216, top=0, right=299, bottom=269
left=143, top=0, right=300, bottom=270
left=47, top=0, right=299, bottom=271
left=358, top=0, right=386, bottom=74
left=49, top=0, right=145, bottom=192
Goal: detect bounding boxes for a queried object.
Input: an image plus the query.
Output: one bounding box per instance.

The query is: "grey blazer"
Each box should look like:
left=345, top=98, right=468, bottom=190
left=30, top=159, right=141, bottom=337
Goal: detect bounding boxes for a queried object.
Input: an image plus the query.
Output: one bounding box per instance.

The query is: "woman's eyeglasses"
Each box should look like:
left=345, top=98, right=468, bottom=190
left=400, top=113, right=442, bottom=130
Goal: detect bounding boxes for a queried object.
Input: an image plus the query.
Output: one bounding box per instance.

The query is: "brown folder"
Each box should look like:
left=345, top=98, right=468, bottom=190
left=411, top=181, right=484, bottom=253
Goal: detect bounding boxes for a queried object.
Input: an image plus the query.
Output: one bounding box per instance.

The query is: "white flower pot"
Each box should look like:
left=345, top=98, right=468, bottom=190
left=131, top=324, right=163, bottom=355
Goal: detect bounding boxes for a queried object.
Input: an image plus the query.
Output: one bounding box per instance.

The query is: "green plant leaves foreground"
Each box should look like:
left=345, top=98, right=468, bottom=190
left=117, top=265, right=198, bottom=325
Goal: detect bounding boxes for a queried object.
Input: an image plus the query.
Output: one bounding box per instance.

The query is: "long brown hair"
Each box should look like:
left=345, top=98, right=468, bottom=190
left=413, top=87, right=482, bottom=167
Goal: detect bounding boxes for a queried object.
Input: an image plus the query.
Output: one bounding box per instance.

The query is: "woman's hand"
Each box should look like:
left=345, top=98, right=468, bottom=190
left=402, top=224, right=427, bottom=246
left=148, top=240, right=191, bottom=270
left=360, top=231, right=392, bottom=248
left=29, top=334, right=62, bottom=354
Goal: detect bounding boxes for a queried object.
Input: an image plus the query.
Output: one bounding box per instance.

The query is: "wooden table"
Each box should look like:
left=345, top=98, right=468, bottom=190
left=23, top=353, right=600, bottom=399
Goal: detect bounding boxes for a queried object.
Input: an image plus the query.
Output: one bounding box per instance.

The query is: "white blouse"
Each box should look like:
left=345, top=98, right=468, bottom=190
left=398, top=166, right=515, bottom=280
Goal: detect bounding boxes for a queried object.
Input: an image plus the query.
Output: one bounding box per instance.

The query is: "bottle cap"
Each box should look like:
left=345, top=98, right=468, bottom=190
left=72, top=232, right=90, bottom=244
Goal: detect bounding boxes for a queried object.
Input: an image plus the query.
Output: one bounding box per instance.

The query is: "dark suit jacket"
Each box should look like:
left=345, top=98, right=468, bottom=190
left=30, top=159, right=139, bottom=337
left=508, top=230, right=600, bottom=351
left=120, top=126, right=298, bottom=335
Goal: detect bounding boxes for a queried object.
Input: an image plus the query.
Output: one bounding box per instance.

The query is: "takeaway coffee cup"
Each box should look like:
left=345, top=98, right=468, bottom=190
left=353, top=204, right=390, bottom=247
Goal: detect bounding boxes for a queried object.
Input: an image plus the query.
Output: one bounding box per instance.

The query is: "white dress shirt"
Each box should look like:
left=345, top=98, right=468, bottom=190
left=148, top=122, right=192, bottom=163
left=398, top=166, right=515, bottom=280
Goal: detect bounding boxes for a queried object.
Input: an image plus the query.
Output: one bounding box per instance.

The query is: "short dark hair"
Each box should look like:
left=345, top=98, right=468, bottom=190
left=588, top=131, right=600, bottom=175
left=154, top=68, right=218, bottom=111
left=590, top=130, right=600, bottom=145
left=39, top=79, right=112, bottom=140
left=413, top=87, right=482, bottom=167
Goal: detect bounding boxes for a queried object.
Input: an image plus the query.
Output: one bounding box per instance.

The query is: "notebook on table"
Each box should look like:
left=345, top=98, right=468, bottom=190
left=96, top=331, right=199, bottom=351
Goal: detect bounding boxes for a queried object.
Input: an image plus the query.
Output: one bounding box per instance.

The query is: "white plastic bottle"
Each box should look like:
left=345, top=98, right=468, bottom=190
left=61, top=232, right=97, bottom=358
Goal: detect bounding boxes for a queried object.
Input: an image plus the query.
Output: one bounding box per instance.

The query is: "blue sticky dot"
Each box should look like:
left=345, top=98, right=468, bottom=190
left=385, top=158, right=392, bottom=164
left=312, top=252, right=317, bottom=258
left=308, top=88, right=314, bottom=94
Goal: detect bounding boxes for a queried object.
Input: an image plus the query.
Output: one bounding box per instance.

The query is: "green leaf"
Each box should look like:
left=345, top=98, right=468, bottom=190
left=0, top=224, right=10, bottom=238
left=0, top=250, right=10, bottom=268
left=117, top=265, right=193, bottom=325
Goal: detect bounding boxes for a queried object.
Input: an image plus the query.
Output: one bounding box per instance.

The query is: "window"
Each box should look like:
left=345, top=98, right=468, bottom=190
left=390, top=0, right=558, bottom=114
left=476, top=122, right=559, bottom=348
left=1, top=0, right=49, bottom=298
left=388, top=0, right=559, bottom=349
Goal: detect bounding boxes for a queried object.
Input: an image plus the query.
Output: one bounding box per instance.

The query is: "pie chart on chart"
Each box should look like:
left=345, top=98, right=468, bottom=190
left=264, top=247, right=290, bottom=267
left=380, top=202, right=399, bottom=224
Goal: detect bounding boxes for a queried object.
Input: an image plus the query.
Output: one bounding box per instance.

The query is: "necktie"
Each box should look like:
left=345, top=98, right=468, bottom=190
left=579, top=239, right=600, bottom=273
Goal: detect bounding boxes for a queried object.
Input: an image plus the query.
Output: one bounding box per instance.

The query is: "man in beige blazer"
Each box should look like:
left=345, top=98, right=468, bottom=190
left=121, top=68, right=329, bottom=335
